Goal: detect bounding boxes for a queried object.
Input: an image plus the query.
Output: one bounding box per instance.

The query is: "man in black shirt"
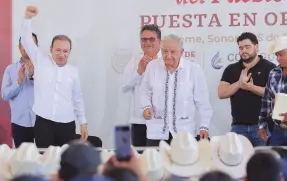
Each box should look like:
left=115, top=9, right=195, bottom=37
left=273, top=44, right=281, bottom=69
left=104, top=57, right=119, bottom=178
left=218, top=32, right=276, bottom=146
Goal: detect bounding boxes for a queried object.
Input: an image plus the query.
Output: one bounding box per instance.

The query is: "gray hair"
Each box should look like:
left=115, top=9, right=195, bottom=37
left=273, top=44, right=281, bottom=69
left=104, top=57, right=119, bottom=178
left=161, top=34, right=184, bottom=49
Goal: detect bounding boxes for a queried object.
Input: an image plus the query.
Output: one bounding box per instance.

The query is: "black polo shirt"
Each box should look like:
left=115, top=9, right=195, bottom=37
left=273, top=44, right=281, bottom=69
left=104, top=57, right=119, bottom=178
left=221, top=55, right=276, bottom=125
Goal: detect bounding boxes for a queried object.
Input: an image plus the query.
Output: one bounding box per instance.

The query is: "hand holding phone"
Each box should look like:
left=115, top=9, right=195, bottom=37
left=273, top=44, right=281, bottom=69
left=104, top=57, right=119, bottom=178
left=115, top=125, right=131, bottom=162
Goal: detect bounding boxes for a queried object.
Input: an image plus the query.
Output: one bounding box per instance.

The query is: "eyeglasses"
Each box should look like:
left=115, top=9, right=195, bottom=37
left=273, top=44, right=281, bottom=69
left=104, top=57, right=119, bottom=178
left=141, top=37, right=156, bottom=43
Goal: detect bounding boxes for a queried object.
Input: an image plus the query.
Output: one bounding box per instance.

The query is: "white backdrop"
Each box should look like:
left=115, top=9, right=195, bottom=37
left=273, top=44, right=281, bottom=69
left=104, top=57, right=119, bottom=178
left=12, top=0, right=287, bottom=148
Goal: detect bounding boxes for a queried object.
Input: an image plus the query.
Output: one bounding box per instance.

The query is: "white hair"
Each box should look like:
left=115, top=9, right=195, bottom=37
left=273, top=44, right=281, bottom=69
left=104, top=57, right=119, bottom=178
left=161, top=34, right=184, bottom=49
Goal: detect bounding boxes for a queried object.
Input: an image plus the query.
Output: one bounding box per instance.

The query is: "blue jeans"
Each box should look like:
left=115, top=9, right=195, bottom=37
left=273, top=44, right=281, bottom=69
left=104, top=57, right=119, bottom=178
left=231, top=125, right=266, bottom=147
left=269, top=125, right=287, bottom=146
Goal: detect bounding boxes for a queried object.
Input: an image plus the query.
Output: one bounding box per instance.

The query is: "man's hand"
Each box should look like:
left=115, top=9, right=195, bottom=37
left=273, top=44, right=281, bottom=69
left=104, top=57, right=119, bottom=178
left=239, top=68, right=252, bottom=89
left=258, top=128, right=268, bottom=142
left=25, top=62, right=34, bottom=79
left=200, top=130, right=208, bottom=140
left=280, top=113, right=287, bottom=123
left=109, top=150, right=147, bottom=181
left=143, top=108, right=152, bottom=120
left=137, top=55, right=153, bottom=75
left=25, top=6, right=38, bottom=19
left=240, top=77, right=254, bottom=91
left=17, top=64, right=25, bottom=85
left=80, top=124, right=88, bottom=141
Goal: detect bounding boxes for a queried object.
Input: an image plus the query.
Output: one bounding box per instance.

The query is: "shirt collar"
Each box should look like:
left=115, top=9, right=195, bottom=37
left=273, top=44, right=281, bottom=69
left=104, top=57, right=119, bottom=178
left=160, top=57, right=185, bottom=71
left=239, top=55, right=263, bottom=69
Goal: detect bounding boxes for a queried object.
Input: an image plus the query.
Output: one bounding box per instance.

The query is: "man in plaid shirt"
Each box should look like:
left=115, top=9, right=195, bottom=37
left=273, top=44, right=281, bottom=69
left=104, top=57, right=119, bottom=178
left=258, top=36, right=287, bottom=146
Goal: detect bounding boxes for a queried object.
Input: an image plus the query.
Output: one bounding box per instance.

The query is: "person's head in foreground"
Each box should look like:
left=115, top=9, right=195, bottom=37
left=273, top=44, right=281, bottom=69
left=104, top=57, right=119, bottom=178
left=200, top=171, right=234, bottom=181
left=59, top=142, right=101, bottom=181
left=245, top=152, right=284, bottom=181
left=11, top=175, right=50, bottom=181
left=103, top=167, right=139, bottom=181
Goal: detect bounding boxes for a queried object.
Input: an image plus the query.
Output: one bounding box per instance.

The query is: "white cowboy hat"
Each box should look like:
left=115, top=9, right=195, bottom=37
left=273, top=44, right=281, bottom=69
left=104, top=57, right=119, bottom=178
left=40, top=145, right=63, bottom=175
left=139, top=148, right=165, bottom=181
left=210, top=132, right=254, bottom=179
left=9, top=143, right=45, bottom=177
left=0, top=144, right=14, bottom=181
left=159, top=131, right=212, bottom=177
left=269, top=36, right=287, bottom=54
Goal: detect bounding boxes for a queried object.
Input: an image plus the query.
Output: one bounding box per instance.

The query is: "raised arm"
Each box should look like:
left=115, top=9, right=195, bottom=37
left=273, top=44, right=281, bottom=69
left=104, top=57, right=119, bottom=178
left=20, top=6, right=43, bottom=66
left=193, top=64, right=213, bottom=133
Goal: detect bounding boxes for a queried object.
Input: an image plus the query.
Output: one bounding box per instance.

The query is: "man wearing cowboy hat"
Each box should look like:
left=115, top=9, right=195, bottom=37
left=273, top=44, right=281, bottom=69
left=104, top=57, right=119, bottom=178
left=140, top=34, right=212, bottom=146
left=258, top=36, right=287, bottom=146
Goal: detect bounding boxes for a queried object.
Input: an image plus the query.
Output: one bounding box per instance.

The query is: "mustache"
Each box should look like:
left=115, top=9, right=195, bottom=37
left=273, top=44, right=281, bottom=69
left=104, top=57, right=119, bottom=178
left=144, top=45, right=153, bottom=48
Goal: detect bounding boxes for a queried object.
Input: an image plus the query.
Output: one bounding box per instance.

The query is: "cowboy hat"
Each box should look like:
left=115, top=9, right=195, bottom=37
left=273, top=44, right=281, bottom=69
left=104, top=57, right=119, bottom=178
left=269, top=36, right=287, bottom=54
left=40, top=145, right=63, bottom=175
left=9, top=143, right=45, bottom=177
left=159, top=131, right=211, bottom=177
left=0, top=144, right=14, bottom=181
left=139, top=148, right=165, bottom=181
left=210, top=132, right=254, bottom=179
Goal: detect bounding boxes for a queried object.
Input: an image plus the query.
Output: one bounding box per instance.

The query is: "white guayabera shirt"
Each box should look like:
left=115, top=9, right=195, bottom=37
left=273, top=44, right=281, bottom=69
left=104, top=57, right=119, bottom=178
left=140, top=57, right=212, bottom=140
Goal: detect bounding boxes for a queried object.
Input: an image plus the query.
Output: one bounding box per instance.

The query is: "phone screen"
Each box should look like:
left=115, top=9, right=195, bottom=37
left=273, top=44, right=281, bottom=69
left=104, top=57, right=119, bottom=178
left=115, top=125, right=131, bottom=161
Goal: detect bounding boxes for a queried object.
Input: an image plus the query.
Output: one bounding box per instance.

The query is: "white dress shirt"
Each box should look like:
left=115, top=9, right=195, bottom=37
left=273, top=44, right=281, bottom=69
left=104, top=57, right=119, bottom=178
left=20, top=18, right=87, bottom=124
left=122, top=51, right=161, bottom=124
left=140, top=57, right=212, bottom=140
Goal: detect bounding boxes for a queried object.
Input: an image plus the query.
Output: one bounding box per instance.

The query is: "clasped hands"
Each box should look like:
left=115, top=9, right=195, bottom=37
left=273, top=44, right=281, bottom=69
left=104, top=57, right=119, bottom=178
left=238, top=68, right=254, bottom=91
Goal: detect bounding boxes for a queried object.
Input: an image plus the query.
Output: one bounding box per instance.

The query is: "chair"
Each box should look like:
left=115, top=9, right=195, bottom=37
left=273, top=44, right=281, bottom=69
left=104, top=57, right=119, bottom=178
left=75, top=134, right=102, bottom=147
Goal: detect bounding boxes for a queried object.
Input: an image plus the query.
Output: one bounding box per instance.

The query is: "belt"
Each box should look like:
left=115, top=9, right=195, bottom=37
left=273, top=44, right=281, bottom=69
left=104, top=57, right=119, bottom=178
left=231, top=122, right=258, bottom=126
left=274, top=119, right=287, bottom=129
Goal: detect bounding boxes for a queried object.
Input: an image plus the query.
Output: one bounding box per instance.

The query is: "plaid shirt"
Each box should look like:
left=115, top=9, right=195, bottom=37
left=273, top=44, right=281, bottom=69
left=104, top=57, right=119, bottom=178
left=259, top=66, right=287, bottom=128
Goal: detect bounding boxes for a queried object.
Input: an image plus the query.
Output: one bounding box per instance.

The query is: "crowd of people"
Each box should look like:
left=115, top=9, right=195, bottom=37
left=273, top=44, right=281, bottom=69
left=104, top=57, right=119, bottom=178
left=0, top=132, right=287, bottom=181
left=0, top=4, right=287, bottom=181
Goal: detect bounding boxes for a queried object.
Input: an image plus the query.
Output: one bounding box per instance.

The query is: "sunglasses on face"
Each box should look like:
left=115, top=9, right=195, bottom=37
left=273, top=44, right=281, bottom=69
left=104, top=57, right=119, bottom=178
left=141, top=37, right=156, bottom=43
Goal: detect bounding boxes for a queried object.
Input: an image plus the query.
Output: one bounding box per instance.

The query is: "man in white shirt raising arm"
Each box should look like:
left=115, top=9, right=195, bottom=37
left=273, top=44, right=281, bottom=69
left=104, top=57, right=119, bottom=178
left=140, top=34, right=212, bottom=146
left=20, top=6, right=88, bottom=147
left=122, top=24, right=161, bottom=147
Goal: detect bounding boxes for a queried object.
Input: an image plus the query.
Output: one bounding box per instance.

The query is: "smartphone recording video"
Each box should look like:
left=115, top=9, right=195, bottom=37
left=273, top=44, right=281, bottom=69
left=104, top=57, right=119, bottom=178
left=114, top=125, right=131, bottom=162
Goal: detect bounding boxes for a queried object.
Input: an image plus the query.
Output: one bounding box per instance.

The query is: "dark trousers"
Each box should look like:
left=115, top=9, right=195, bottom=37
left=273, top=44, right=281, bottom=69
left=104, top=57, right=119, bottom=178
left=12, top=123, right=34, bottom=148
left=34, top=115, right=76, bottom=148
left=131, top=124, right=146, bottom=146
left=269, top=125, right=287, bottom=146
left=146, top=132, right=173, bottom=146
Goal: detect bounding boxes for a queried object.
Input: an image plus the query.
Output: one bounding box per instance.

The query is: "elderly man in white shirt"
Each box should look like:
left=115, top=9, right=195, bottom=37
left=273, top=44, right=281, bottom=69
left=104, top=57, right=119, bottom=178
left=122, top=24, right=162, bottom=147
left=140, top=34, right=212, bottom=146
left=20, top=6, right=88, bottom=147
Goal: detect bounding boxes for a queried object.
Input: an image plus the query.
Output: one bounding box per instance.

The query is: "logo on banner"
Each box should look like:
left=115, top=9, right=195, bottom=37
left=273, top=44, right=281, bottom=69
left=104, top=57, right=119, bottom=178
left=211, top=52, right=224, bottom=69
left=111, top=49, right=133, bottom=74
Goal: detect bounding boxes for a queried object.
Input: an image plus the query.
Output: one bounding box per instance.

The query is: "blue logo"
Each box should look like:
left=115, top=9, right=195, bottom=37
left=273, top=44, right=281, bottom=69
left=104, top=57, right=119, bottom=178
left=211, top=52, right=224, bottom=69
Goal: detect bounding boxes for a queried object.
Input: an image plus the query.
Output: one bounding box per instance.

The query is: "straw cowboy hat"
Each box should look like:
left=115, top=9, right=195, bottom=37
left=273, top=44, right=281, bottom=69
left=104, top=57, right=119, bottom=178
left=40, top=145, right=68, bottom=175
left=210, top=132, right=254, bottom=179
left=0, top=144, right=14, bottom=181
left=269, top=36, right=287, bottom=54
left=9, top=143, right=46, bottom=177
left=139, top=148, right=165, bottom=181
left=159, top=131, right=212, bottom=177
